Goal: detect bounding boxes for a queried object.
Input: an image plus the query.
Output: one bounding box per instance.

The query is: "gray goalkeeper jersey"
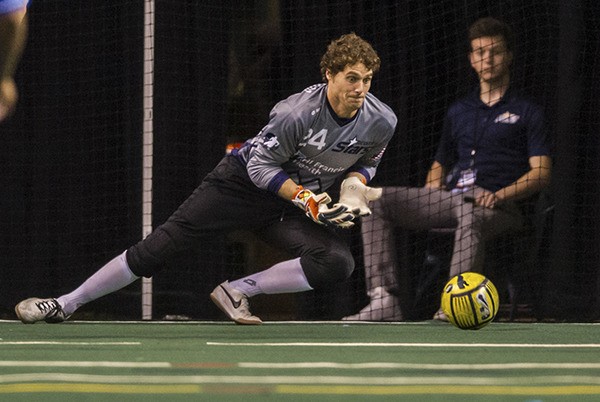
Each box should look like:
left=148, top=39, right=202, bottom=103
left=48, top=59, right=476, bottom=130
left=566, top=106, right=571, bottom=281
left=235, top=83, right=397, bottom=193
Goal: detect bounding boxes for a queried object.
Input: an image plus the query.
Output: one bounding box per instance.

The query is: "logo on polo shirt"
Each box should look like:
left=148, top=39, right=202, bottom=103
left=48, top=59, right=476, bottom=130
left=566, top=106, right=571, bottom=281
left=494, top=111, right=520, bottom=124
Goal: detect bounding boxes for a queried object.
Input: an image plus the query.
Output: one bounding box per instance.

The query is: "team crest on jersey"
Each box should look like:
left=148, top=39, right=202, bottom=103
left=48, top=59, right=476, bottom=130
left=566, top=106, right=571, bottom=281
left=262, top=132, right=280, bottom=150
left=494, top=111, right=520, bottom=124
left=331, top=137, right=376, bottom=155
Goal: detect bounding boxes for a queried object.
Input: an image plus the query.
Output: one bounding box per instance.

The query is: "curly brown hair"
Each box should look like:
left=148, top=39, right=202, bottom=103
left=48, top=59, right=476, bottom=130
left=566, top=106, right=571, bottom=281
left=319, top=33, right=381, bottom=81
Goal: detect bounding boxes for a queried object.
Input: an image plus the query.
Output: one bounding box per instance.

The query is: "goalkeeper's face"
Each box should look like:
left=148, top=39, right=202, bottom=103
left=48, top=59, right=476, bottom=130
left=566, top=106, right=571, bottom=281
left=469, top=35, right=512, bottom=84
left=325, top=63, right=373, bottom=119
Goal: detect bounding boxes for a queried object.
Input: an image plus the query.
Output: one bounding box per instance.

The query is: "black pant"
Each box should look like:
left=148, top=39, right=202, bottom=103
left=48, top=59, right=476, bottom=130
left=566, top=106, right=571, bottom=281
left=126, top=155, right=355, bottom=288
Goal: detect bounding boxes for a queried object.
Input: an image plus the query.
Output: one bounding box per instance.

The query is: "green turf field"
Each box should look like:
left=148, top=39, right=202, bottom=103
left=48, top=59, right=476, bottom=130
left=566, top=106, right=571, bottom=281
left=1, top=320, right=599, bottom=401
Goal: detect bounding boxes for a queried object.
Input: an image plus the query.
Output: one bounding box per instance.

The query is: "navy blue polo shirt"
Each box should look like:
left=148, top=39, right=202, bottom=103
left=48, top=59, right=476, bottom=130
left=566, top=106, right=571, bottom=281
left=435, top=87, right=551, bottom=192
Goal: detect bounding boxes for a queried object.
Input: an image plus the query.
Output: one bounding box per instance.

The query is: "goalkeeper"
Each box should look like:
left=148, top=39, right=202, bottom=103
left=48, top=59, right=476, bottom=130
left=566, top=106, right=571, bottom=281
left=15, top=32, right=397, bottom=325
left=344, top=17, right=551, bottom=322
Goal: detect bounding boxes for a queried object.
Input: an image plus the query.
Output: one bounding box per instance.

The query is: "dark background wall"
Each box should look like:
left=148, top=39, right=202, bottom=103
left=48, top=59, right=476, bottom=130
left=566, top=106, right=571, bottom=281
left=1, top=0, right=598, bottom=321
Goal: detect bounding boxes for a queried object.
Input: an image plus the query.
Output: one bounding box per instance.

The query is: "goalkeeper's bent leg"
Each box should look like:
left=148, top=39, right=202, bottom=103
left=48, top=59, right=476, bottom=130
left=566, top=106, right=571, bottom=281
left=230, top=257, right=312, bottom=297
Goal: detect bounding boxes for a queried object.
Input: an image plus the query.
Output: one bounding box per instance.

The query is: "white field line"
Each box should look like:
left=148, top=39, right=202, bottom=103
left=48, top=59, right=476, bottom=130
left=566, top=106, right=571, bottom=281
left=0, top=341, right=140, bottom=346
left=0, top=373, right=600, bottom=386
left=1, top=361, right=600, bottom=370
left=207, top=342, right=600, bottom=348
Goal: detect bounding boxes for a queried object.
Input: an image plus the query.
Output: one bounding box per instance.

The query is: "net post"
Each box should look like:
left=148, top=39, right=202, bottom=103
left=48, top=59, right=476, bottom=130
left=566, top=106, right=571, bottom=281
left=141, top=0, right=155, bottom=320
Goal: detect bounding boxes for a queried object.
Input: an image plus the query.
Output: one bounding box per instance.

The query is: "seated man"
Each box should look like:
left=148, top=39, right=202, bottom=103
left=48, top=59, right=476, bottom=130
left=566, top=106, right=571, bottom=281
left=343, top=17, right=552, bottom=322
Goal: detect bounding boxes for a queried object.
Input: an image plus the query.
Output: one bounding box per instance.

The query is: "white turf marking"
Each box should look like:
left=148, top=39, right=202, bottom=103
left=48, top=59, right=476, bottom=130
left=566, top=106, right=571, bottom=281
left=0, top=341, right=140, bottom=346
left=1, top=373, right=600, bottom=386
left=2, top=361, right=600, bottom=370
left=207, top=342, right=600, bottom=348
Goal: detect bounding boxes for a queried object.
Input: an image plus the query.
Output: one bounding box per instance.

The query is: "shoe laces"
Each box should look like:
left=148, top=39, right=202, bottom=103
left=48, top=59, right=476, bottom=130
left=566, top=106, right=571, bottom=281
left=36, top=300, right=66, bottom=321
left=35, top=299, right=59, bottom=314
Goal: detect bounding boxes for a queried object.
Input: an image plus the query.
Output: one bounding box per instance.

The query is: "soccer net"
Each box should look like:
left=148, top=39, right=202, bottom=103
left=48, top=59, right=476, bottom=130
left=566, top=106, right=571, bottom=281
left=3, top=1, right=599, bottom=322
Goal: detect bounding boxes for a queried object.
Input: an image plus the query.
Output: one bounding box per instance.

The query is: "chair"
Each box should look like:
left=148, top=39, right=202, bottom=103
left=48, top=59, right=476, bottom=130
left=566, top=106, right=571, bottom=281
left=411, top=190, right=554, bottom=321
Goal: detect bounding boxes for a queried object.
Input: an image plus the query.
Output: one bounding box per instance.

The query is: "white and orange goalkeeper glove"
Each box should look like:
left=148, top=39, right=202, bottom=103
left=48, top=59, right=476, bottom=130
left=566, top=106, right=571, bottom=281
left=291, top=186, right=355, bottom=228
left=332, top=176, right=382, bottom=217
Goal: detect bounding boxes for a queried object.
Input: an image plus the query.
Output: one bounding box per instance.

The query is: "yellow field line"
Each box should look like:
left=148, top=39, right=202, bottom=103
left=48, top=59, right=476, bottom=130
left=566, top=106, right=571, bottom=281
left=1, top=383, right=600, bottom=396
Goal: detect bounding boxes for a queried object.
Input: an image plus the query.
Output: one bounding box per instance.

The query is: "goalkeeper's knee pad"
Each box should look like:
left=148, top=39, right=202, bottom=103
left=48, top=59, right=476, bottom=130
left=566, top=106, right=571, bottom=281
left=300, top=249, right=354, bottom=289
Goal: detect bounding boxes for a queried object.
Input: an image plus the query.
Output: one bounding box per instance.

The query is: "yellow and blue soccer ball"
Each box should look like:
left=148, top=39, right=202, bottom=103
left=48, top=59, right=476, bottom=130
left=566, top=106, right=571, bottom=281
left=441, top=272, right=499, bottom=330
